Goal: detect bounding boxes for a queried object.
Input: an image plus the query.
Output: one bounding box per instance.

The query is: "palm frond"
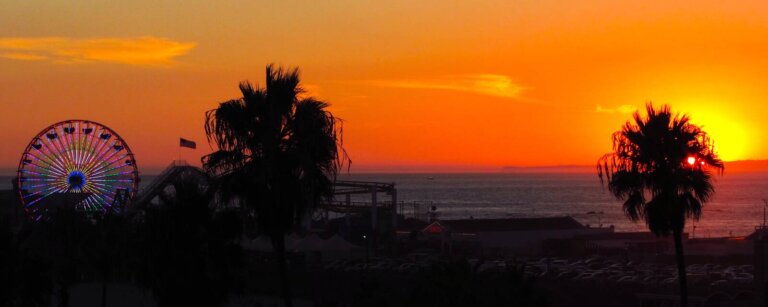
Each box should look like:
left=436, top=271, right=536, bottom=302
left=203, top=64, right=349, bottom=238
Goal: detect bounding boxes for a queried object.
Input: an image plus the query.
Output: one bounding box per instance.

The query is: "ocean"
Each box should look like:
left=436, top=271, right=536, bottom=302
left=338, top=172, right=768, bottom=237
left=3, top=172, right=768, bottom=237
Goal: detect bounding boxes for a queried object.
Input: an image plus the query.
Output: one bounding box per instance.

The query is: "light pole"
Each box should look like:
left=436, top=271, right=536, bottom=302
left=363, top=234, right=369, bottom=269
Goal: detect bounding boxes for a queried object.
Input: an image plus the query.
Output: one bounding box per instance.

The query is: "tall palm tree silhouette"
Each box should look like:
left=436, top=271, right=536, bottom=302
left=598, top=104, right=723, bottom=307
left=203, top=65, right=348, bottom=307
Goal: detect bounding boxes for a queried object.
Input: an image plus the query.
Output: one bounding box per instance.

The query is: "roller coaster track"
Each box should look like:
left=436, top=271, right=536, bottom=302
left=131, top=160, right=207, bottom=207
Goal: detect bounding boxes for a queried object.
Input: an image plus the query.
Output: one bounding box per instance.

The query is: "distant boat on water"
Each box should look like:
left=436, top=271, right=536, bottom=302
left=427, top=176, right=435, bottom=180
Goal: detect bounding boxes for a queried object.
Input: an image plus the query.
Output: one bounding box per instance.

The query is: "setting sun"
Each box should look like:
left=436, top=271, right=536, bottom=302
left=679, top=104, right=753, bottom=162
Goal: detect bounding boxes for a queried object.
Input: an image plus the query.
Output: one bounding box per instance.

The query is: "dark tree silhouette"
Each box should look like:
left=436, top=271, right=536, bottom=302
left=0, top=218, right=16, bottom=306
left=12, top=206, right=129, bottom=307
left=132, top=175, right=243, bottom=307
left=203, top=64, right=348, bottom=307
left=598, top=103, right=723, bottom=307
left=14, top=206, right=92, bottom=307
left=89, top=211, right=130, bottom=307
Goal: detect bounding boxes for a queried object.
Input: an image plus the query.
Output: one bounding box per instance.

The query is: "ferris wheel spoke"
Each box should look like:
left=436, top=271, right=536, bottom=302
left=86, top=178, right=119, bottom=192
left=90, top=177, right=135, bottom=183
left=58, top=128, right=79, bottom=171
left=85, top=152, right=128, bottom=177
left=91, top=196, right=112, bottom=211
left=80, top=123, right=102, bottom=172
left=22, top=162, right=65, bottom=178
left=25, top=152, right=68, bottom=176
left=83, top=196, right=101, bottom=211
left=24, top=185, right=69, bottom=207
left=64, top=123, right=76, bottom=165
left=43, top=134, right=73, bottom=172
left=73, top=122, right=83, bottom=166
left=89, top=178, right=134, bottom=187
left=21, top=169, right=62, bottom=179
left=22, top=156, right=66, bottom=177
left=88, top=162, right=132, bottom=180
left=37, top=137, right=67, bottom=171
left=33, top=145, right=70, bottom=176
left=75, top=124, right=90, bottom=168
left=66, top=128, right=82, bottom=169
left=22, top=177, right=60, bottom=183
left=51, top=127, right=75, bottom=169
left=74, top=128, right=114, bottom=176
left=62, top=123, right=78, bottom=166
left=91, top=187, right=115, bottom=203
left=87, top=181, right=124, bottom=196
left=86, top=183, right=115, bottom=205
left=21, top=172, right=63, bottom=183
left=24, top=180, right=65, bottom=189
left=80, top=140, right=107, bottom=175
left=81, top=137, right=119, bottom=175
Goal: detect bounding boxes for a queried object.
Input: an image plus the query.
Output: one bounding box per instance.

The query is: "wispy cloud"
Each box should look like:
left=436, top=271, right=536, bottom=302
left=595, top=104, right=637, bottom=114
left=0, top=52, right=49, bottom=61
left=0, top=36, right=196, bottom=66
left=366, top=74, right=525, bottom=99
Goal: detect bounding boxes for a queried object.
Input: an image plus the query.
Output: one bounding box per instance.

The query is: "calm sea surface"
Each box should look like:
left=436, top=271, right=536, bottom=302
left=3, top=172, right=768, bottom=237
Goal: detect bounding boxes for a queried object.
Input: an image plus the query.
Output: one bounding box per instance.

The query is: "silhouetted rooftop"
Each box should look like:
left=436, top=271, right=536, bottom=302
left=574, top=231, right=666, bottom=241
left=440, top=216, right=585, bottom=233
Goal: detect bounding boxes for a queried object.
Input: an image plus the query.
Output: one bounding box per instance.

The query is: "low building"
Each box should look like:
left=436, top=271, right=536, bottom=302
left=419, top=216, right=613, bottom=255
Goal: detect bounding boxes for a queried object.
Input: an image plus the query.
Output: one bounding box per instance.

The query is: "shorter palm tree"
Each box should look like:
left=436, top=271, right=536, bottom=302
left=598, top=103, right=723, bottom=307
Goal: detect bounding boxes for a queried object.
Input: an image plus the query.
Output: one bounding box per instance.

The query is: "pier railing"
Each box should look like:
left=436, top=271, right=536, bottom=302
left=319, top=199, right=432, bottom=221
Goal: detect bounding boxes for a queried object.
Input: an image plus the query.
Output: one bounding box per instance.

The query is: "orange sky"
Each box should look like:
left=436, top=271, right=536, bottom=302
left=2, top=1, right=768, bottom=173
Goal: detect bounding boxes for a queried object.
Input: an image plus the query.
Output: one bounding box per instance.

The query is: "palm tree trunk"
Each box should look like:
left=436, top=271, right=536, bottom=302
left=101, top=224, right=108, bottom=307
left=672, top=227, right=688, bottom=307
left=272, top=235, right=293, bottom=307
left=101, top=261, right=108, bottom=307
left=58, top=285, right=69, bottom=307
left=101, top=278, right=107, bottom=307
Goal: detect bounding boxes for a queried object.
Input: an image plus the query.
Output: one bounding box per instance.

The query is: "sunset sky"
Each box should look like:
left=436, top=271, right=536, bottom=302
left=2, top=1, right=768, bottom=173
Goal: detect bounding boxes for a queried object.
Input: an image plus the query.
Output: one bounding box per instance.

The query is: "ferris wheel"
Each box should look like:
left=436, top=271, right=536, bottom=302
left=16, top=120, right=139, bottom=218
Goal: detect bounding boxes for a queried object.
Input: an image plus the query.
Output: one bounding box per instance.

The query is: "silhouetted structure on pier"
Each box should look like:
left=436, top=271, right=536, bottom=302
left=321, top=180, right=397, bottom=232
left=131, top=160, right=209, bottom=208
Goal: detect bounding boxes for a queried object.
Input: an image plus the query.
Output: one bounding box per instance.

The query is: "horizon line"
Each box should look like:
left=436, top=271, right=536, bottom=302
left=0, top=159, right=764, bottom=177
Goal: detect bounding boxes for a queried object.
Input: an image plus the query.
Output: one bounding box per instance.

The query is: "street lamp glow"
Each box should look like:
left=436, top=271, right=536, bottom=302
left=687, top=156, right=696, bottom=166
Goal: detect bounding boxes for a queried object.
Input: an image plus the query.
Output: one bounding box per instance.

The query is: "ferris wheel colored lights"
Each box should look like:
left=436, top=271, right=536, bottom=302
left=16, top=120, right=139, bottom=218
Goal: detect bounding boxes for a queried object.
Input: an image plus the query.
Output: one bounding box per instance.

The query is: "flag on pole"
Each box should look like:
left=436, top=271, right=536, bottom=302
left=180, top=138, right=196, bottom=149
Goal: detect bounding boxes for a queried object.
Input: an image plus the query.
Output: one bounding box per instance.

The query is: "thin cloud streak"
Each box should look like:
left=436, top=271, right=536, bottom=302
left=0, top=52, right=49, bottom=61
left=366, top=74, right=525, bottom=99
left=595, top=104, right=637, bottom=114
left=0, top=36, right=196, bottom=66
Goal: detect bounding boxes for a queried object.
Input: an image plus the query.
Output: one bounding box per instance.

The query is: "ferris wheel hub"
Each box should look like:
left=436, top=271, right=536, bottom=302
left=67, top=171, right=86, bottom=190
